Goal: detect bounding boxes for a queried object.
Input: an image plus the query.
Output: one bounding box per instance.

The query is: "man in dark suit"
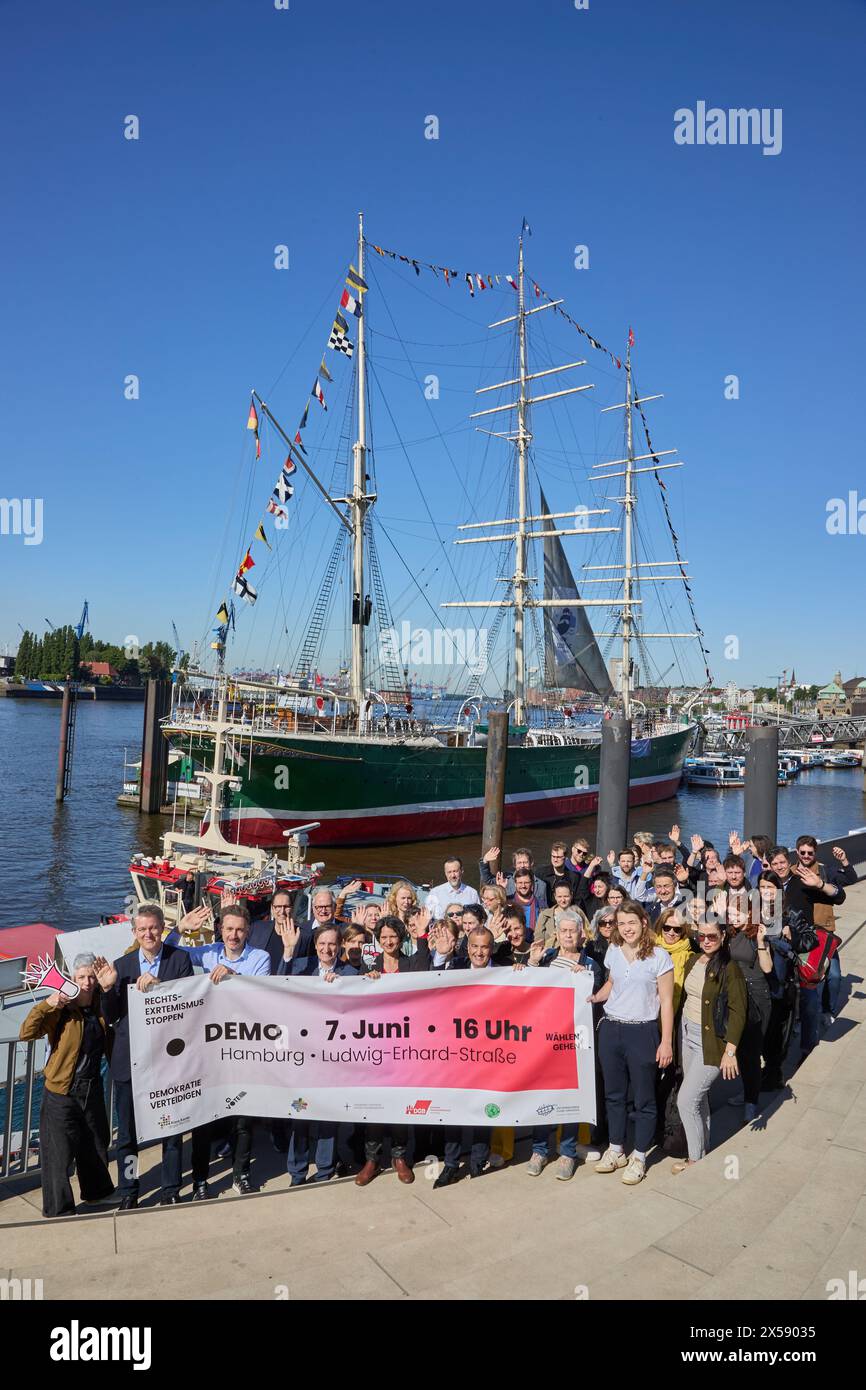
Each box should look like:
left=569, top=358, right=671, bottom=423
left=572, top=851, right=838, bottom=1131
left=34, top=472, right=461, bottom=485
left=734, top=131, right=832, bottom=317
left=536, top=841, right=581, bottom=907
left=428, top=925, right=503, bottom=1187
left=94, top=904, right=194, bottom=1209
left=277, top=923, right=358, bottom=978
left=246, top=889, right=313, bottom=1153
left=248, top=889, right=312, bottom=973
left=276, top=923, right=357, bottom=1183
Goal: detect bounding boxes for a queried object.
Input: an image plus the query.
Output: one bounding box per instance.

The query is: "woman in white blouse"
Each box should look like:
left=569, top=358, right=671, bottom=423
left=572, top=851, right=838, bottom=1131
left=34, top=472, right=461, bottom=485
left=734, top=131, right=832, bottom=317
left=588, top=902, right=675, bottom=1186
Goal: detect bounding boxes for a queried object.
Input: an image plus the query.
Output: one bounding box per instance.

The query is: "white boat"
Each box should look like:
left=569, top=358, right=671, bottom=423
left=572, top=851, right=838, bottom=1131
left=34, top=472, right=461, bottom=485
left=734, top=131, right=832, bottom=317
left=685, top=760, right=745, bottom=788
left=823, top=751, right=862, bottom=768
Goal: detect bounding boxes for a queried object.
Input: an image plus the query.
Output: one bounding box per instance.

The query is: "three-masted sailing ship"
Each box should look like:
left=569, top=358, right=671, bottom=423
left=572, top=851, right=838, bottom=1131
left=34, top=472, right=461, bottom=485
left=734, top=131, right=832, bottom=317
left=163, top=215, right=704, bottom=847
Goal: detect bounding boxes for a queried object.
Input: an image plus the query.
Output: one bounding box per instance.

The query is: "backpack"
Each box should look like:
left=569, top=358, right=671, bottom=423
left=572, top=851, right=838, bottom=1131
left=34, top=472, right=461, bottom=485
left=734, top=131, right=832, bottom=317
left=797, top=925, right=840, bottom=988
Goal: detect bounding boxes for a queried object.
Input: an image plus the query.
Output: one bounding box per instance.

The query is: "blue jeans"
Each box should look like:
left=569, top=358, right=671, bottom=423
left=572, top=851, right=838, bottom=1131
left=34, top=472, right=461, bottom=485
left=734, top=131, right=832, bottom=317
left=287, top=1120, right=338, bottom=1183
left=799, top=987, right=822, bottom=1057
left=531, top=1124, right=579, bottom=1159
left=822, top=954, right=842, bottom=1017
left=443, top=1127, right=490, bottom=1171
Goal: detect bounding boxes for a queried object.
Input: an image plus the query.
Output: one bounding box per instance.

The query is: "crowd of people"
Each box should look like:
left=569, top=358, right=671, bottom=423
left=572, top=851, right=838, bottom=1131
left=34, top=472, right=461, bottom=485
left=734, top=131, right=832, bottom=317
left=19, top=824, right=854, bottom=1215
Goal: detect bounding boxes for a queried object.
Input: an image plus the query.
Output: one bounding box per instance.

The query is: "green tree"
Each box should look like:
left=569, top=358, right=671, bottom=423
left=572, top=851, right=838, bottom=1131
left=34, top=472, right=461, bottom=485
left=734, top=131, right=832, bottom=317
left=15, top=631, right=31, bottom=677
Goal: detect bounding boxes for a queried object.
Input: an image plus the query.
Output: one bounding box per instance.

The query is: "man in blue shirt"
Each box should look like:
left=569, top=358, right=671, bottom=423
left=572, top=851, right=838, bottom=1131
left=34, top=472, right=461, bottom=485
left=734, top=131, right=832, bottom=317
left=183, top=905, right=271, bottom=1200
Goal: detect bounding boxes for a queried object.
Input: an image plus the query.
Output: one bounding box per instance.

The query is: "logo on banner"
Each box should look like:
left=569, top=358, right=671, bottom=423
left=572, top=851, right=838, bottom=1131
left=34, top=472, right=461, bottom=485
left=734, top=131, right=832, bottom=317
left=536, top=1103, right=555, bottom=1116
left=291, top=1097, right=309, bottom=1113
left=406, top=1099, right=432, bottom=1115
left=484, top=1103, right=501, bottom=1118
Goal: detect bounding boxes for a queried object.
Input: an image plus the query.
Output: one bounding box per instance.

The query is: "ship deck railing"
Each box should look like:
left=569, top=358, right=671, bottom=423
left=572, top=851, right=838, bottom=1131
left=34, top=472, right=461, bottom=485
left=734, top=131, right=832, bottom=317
left=162, top=710, right=454, bottom=743
left=163, top=710, right=690, bottom=747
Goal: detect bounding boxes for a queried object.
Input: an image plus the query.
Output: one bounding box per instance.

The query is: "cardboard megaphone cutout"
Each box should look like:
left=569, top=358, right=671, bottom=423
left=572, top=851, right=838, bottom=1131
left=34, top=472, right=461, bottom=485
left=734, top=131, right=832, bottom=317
left=22, top=955, right=81, bottom=1001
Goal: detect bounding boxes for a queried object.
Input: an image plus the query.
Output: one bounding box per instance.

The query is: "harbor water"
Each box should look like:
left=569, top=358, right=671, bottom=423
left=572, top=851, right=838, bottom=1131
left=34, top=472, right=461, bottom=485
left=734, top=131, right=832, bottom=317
left=1, top=698, right=865, bottom=933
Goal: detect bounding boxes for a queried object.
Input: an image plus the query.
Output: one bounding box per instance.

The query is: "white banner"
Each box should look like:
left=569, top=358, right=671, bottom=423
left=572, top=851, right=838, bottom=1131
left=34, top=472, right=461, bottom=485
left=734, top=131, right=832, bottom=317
left=129, top=969, right=596, bottom=1142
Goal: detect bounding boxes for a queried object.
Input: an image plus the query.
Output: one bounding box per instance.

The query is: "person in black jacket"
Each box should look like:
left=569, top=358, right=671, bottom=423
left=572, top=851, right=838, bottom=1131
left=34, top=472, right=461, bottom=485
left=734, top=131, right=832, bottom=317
left=429, top=925, right=511, bottom=1185
left=536, top=841, right=580, bottom=907
left=93, top=904, right=194, bottom=1208
left=248, top=889, right=313, bottom=973
left=353, top=917, right=429, bottom=1187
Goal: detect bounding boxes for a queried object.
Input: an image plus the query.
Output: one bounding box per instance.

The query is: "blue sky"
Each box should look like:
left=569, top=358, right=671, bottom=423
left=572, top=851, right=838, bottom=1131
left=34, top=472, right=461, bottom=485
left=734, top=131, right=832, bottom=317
left=1, top=0, right=864, bottom=692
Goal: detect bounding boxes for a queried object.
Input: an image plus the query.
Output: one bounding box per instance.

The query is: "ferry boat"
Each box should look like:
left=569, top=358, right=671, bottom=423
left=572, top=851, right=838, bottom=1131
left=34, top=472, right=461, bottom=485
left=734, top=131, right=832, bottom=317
left=158, top=217, right=705, bottom=848
left=823, top=750, right=862, bottom=768
left=685, top=760, right=745, bottom=788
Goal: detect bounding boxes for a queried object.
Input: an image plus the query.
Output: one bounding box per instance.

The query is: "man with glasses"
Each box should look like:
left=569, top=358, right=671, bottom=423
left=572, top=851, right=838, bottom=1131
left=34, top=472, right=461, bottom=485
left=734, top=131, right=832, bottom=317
left=248, top=890, right=310, bottom=973
left=645, top=867, right=687, bottom=924
left=276, top=924, right=358, bottom=1185
left=180, top=905, right=270, bottom=1199
left=479, top=846, right=547, bottom=906
left=94, top=905, right=194, bottom=1209
left=566, top=838, right=592, bottom=874
left=537, top=841, right=579, bottom=906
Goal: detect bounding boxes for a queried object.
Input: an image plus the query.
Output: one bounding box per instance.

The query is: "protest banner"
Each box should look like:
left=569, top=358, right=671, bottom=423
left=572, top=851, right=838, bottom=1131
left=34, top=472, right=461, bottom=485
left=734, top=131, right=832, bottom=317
left=129, top=968, right=595, bottom=1141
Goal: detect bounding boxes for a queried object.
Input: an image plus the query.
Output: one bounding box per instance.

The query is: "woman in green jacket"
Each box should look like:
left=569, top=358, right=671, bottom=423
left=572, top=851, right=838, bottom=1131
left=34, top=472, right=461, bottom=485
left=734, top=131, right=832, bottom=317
left=673, top=922, right=747, bottom=1173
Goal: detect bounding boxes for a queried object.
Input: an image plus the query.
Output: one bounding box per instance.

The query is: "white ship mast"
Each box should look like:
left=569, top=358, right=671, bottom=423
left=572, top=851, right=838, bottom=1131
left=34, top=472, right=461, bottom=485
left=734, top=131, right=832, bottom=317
left=350, top=212, right=370, bottom=721
left=594, top=350, right=699, bottom=713
left=444, top=227, right=615, bottom=725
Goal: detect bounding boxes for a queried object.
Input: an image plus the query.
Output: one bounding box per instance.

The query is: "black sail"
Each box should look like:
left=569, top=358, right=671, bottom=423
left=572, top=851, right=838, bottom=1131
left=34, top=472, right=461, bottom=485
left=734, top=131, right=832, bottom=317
left=540, top=488, right=613, bottom=698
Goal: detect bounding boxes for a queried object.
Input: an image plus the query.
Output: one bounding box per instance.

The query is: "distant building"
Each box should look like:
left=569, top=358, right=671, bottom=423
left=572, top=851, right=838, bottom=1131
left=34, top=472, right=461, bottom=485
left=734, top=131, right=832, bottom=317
left=608, top=658, right=639, bottom=697
left=817, top=672, right=850, bottom=717
left=850, top=680, right=866, bottom=720
left=842, top=674, right=866, bottom=700
left=0, top=654, right=15, bottom=675
left=78, top=661, right=119, bottom=681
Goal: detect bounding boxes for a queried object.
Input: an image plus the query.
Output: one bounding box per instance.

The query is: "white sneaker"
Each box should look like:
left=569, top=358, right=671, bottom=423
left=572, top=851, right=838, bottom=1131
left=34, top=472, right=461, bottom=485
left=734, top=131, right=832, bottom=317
left=594, top=1147, right=628, bottom=1174
left=526, top=1152, right=548, bottom=1177
left=585, top=1149, right=602, bottom=1162
left=555, top=1155, right=577, bottom=1181
left=621, top=1155, right=646, bottom=1186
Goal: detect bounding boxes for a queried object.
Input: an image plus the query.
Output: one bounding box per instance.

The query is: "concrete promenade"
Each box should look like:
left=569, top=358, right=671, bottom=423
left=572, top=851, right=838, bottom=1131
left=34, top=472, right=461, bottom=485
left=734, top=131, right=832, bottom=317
left=3, top=886, right=865, bottom=1301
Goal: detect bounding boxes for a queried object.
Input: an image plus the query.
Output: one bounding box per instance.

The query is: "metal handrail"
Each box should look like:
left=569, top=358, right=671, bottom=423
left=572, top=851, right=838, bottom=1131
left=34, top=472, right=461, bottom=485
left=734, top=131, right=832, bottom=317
left=0, top=1038, right=115, bottom=1187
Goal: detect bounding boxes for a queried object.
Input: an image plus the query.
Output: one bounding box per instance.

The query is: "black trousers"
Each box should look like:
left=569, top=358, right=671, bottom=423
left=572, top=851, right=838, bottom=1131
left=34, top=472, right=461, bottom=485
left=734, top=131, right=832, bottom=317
left=191, top=1116, right=253, bottom=1184
left=443, top=1126, right=490, bottom=1172
left=114, top=1078, right=182, bottom=1199
left=740, top=993, right=772, bottom=1104
left=762, top=990, right=795, bottom=1078
left=39, top=1080, right=113, bottom=1218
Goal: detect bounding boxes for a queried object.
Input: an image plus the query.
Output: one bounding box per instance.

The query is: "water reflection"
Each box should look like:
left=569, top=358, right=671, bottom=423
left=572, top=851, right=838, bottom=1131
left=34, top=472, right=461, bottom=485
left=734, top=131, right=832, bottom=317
left=1, top=699, right=863, bottom=931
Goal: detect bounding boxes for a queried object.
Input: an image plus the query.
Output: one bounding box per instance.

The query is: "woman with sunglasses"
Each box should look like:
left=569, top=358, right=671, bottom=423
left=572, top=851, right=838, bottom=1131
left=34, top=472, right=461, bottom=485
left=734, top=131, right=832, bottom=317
left=720, top=892, right=774, bottom=1122
left=589, top=903, right=675, bottom=1186
left=590, top=880, right=625, bottom=934
left=653, top=908, right=694, bottom=1154
left=584, top=905, right=616, bottom=969
left=673, top=921, right=747, bottom=1173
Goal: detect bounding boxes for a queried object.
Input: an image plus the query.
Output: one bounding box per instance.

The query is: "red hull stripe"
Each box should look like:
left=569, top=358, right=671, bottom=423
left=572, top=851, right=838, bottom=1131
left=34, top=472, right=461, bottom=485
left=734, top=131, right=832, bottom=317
left=214, top=771, right=683, bottom=848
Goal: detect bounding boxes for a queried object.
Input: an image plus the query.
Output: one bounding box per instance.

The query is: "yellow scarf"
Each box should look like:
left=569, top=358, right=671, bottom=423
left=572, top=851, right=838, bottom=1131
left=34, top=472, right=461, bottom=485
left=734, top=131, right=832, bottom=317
left=655, top=930, right=693, bottom=1011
